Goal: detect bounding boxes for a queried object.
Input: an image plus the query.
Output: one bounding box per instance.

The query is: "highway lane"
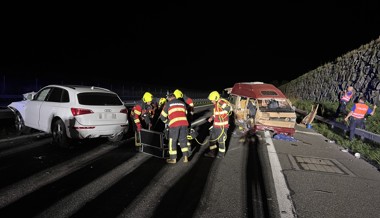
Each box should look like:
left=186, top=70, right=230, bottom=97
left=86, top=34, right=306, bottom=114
left=0, top=106, right=273, bottom=218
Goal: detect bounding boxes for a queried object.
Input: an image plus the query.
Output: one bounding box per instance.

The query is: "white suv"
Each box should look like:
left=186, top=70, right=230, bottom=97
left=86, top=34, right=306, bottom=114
left=8, top=85, right=129, bottom=147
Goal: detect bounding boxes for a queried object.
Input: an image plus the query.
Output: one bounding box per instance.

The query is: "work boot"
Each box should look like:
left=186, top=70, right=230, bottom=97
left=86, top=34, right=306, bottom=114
left=204, top=149, right=216, bottom=158
left=166, top=159, right=176, bottom=164
left=135, top=146, right=142, bottom=152
left=183, top=156, right=189, bottom=163
left=217, top=153, right=224, bottom=159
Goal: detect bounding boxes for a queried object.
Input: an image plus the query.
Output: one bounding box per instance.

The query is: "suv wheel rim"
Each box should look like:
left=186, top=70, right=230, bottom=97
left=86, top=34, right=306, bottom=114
left=53, top=122, right=64, bottom=143
left=15, top=114, right=24, bottom=132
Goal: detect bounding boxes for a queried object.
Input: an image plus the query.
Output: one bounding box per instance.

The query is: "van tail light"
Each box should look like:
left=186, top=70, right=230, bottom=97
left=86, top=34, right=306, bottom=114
left=120, top=108, right=128, bottom=114
left=71, top=108, right=94, bottom=116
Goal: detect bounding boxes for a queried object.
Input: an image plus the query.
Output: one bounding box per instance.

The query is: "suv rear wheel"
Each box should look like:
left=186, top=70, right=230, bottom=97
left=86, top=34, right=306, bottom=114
left=52, top=119, right=70, bottom=147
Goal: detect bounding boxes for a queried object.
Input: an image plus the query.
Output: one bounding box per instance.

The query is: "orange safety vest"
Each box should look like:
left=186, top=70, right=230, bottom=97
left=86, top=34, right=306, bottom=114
left=351, top=103, right=369, bottom=119
left=341, top=91, right=353, bottom=102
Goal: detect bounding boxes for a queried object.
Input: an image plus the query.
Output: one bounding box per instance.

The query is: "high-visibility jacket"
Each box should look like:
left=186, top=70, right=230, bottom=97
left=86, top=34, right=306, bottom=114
left=212, top=98, right=231, bottom=128
left=181, top=94, right=194, bottom=113
left=160, top=99, right=189, bottom=127
left=131, top=101, right=155, bottom=130
left=351, top=103, right=369, bottom=119
left=341, top=91, right=353, bottom=102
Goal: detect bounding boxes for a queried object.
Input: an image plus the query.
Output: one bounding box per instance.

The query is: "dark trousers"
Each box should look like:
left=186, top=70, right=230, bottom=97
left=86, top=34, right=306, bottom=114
left=349, top=117, right=364, bottom=140
left=168, top=126, right=189, bottom=160
left=209, top=127, right=228, bottom=155
left=335, top=101, right=348, bottom=118
left=131, top=123, right=142, bottom=147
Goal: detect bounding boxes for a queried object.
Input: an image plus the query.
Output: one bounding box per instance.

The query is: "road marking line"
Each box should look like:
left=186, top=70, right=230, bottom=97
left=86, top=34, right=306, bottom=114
left=264, top=130, right=296, bottom=218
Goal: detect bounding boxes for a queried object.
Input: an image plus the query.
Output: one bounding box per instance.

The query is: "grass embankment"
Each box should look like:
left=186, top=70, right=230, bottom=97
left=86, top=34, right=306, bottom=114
left=292, top=99, right=380, bottom=168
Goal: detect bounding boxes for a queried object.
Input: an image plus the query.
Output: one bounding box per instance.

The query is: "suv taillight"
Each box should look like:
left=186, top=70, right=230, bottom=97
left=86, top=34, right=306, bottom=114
left=120, top=108, right=128, bottom=114
left=71, top=108, right=94, bottom=116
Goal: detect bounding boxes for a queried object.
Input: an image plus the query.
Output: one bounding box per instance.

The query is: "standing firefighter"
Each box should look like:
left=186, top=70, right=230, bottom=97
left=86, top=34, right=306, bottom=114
left=173, top=89, right=195, bottom=152
left=160, top=93, right=190, bottom=164
left=204, top=91, right=232, bottom=158
left=173, top=89, right=195, bottom=120
left=131, top=92, right=155, bottom=152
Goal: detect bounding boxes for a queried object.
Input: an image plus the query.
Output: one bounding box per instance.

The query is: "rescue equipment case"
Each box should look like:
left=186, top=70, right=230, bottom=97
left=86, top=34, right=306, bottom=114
left=139, top=129, right=169, bottom=159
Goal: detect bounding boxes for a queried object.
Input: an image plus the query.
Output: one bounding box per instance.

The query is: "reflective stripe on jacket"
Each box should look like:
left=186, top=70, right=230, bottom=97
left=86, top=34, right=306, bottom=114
left=341, top=91, right=353, bottom=102
left=213, top=98, right=231, bottom=128
left=160, top=99, right=189, bottom=127
left=131, top=101, right=152, bottom=129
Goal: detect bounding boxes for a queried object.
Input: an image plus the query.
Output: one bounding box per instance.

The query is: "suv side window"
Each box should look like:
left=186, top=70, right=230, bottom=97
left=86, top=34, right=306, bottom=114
left=61, top=90, right=69, bottom=102
left=77, top=92, right=123, bottom=106
left=35, top=88, right=51, bottom=101
left=46, top=88, right=70, bottom=103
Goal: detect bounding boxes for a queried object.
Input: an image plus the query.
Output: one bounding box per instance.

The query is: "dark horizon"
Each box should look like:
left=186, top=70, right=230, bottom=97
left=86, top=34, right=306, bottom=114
left=1, top=2, right=380, bottom=92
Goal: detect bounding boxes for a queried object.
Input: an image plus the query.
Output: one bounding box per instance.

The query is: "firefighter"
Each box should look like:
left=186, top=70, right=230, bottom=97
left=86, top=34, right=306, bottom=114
left=131, top=92, right=155, bottom=152
left=160, top=93, right=190, bottom=164
left=158, top=97, right=167, bottom=109
left=173, top=89, right=195, bottom=119
left=204, top=91, right=232, bottom=158
left=173, top=89, right=195, bottom=152
left=151, top=97, right=167, bottom=132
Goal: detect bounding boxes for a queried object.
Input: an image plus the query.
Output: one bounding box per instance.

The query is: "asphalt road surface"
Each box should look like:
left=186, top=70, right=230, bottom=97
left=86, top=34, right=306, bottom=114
left=0, top=107, right=271, bottom=218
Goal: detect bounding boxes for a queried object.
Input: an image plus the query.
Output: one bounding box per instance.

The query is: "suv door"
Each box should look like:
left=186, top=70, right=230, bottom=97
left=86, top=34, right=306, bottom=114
left=38, top=87, right=70, bottom=132
left=25, top=87, right=51, bottom=130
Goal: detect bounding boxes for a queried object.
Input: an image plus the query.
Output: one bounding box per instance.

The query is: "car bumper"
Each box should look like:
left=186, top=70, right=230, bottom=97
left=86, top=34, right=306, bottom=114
left=69, top=124, right=129, bottom=139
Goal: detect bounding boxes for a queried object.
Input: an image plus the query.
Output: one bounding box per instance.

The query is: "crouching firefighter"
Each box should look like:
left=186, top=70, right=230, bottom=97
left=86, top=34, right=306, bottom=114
left=204, top=91, right=232, bottom=158
left=131, top=92, right=155, bottom=152
left=160, top=93, right=190, bottom=164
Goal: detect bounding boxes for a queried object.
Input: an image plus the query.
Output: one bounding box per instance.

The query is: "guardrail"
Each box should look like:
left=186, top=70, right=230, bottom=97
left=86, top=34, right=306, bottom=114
left=295, top=108, right=380, bottom=144
left=124, top=98, right=210, bottom=107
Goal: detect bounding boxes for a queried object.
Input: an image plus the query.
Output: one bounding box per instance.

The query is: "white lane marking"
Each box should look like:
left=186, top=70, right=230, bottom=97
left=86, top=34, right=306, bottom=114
left=264, top=130, right=296, bottom=218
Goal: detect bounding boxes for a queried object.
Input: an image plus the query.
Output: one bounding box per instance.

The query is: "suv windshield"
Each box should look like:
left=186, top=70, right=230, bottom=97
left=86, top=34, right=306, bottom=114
left=77, top=92, right=123, bottom=106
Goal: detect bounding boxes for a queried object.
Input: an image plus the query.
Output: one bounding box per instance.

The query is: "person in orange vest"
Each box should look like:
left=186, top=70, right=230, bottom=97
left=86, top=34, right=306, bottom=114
left=344, top=96, right=376, bottom=141
left=131, top=92, right=155, bottom=152
left=204, top=91, right=232, bottom=158
left=334, top=86, right=355, bottom=119
left=160, top=93, right=190, bottom=164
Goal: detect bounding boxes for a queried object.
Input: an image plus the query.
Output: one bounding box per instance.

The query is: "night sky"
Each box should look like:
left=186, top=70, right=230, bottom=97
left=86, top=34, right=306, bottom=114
left=1, top=1, right=380, bottom=91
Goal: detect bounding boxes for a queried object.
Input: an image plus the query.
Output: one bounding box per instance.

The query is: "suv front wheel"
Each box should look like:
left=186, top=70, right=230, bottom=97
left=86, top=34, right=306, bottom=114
left=52, top=119, right=70, bottom=148
left=14, top=111, right=31, bottom=135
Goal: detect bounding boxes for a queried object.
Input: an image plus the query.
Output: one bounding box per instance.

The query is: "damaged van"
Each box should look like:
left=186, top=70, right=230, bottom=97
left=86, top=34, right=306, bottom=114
left=229, top=82, right=297, bottom=136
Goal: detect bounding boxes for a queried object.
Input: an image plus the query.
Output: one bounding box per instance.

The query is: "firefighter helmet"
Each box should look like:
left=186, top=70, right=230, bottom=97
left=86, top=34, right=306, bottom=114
left=173, top=89, right=183, bottom=99
left=142, top=92, right=153, bottom=103
left=159, top=97, right=167, bottom=107
left=208, top=91, right=220, bottom=101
